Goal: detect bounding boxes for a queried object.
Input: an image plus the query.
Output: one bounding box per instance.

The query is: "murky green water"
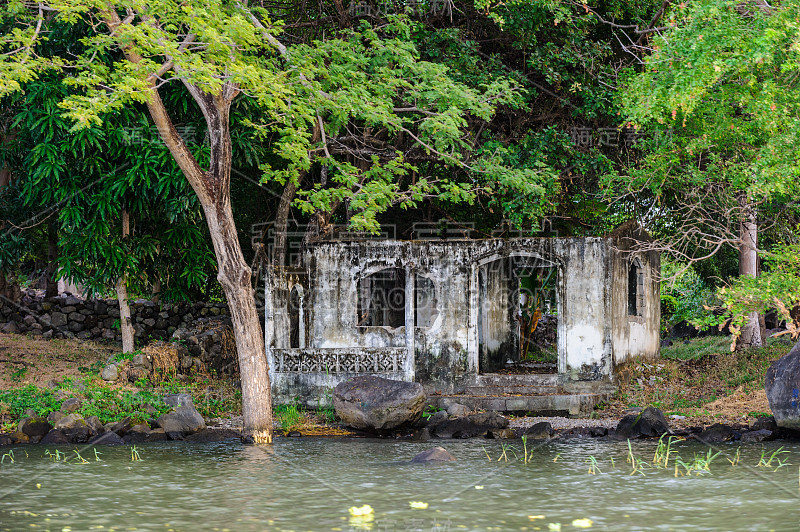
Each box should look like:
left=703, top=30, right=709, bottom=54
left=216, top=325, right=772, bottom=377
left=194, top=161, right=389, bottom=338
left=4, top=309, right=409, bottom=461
left=1, top=438, right=799, bottom=531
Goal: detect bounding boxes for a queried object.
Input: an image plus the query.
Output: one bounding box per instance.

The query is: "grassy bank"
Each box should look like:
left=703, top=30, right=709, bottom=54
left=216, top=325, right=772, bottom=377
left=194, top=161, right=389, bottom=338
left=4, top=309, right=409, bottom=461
left=601, top=335, right=794, bottom=427
left=0, top=332, right=344, bottom=435
left=0, top=332, right=242, bottom=433
left=2, top=332, right=795, bottom=434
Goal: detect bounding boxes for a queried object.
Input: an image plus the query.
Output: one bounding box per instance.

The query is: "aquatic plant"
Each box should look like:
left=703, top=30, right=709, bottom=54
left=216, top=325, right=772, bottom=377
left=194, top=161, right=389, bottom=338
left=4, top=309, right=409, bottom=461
left=348, top=504, right=373, bottom=516
left=45, top=449, right=66, bottom=463
left=586, top=456, right=602, bottom=475
left=626, top=440, right=648, bottom=476
left=653, top=434, right=683, bottom=468
left=727, top=447, right=741, bottom=467
left=93, top=449, right=102, bottom=462
left=409, top=501, right=428, bottom=509
left=675, top=449, right=721, bottom=476
left=1, top=450, right=15, bottom=464
left=757, top=447, right=790, bottom=470
left=130, top=446, right=142, bottom=461
left=72, top=450, right=89, bottom=464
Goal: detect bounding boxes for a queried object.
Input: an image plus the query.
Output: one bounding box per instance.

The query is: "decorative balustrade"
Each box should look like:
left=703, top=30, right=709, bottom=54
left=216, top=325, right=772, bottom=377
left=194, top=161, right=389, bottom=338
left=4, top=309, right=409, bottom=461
left=271, top=348, right=406, bottom=374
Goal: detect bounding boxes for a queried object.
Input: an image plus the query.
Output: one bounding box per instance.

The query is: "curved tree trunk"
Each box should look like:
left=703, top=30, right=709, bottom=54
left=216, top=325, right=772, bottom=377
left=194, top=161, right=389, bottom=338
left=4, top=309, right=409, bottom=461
left=104, top=7, right=273, bottom=442
left=144, top=84, right=273, bottom=443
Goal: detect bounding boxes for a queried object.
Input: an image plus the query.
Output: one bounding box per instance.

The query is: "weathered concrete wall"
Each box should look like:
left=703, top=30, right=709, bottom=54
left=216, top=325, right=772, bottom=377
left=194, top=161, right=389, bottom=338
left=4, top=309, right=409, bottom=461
left=265, top=230, right=660, bottom=401
left=610, top=224, right=661, bottom=366
left=559, top=239, right=613, bottom=380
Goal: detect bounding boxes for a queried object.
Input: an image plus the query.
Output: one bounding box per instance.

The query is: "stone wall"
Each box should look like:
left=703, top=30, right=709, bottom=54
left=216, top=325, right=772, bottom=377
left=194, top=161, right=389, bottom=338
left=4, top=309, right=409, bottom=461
left=0, top=291, right=251, bottom=348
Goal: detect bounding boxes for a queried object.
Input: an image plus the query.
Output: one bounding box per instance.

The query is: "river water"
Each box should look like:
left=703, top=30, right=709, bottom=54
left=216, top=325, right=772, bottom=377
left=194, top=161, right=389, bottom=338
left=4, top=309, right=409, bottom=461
left=0, top=438, right=798, bottom=531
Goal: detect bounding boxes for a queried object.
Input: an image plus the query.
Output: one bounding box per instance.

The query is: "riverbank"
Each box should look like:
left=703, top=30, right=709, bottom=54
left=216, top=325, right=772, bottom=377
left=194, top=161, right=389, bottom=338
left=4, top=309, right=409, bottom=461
left=1, top=332, right=795, bottom=443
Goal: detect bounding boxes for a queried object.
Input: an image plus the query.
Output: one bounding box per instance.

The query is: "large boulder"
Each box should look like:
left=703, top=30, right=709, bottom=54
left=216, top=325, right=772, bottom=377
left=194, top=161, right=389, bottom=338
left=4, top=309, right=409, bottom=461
left=613, top=407, right=670, bottom=440
left=157, top=403, right=206, bottom=437
left=333, top=376, right=426, bottom=431
left=524, top=421, right=554, bottom=440
left=40, top=429, right=70, bottom=445
left=765, top=341, right=800, bottom=430
left=88, top=431, right=125, bottom=445
left=18, top=417, right=53, bottom=439
left=54, top=413, right=90, bottom=443
left=695, top=423, right=736, bottom=443
left=432, top=411, right=509, bottom=439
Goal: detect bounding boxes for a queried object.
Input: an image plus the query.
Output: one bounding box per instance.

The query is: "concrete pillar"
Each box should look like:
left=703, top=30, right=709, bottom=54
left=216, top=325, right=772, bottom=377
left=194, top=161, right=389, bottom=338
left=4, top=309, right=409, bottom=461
left=404, top=267, right=415, bottom=381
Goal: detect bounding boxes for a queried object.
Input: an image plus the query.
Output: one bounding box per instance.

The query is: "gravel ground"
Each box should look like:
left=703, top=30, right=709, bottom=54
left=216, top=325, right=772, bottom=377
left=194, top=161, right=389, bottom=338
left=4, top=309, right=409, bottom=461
left=211, top=414, right=622, bottom=432
left=509, top=416, right=618, bottom=431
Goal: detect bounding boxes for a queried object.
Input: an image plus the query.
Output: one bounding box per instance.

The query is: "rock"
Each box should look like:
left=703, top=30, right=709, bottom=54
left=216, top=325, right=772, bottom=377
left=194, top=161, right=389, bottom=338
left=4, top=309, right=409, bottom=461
left=524, top=422, right=554, bottom=440
left=0, top=434, right=12, bottom=446
left=60, top=397, right=82, bottom=413
left=11, top=431, right=29, bottom=444
left=124, top=424, right=153, bottom=444
left=333, top=376, right=426, bottom=431
left=157, top=405, right=206, bottom=435
left=51, top=311, right=68, bottom=328
left=23, top=409, right=36, bottom=418
left=54, top=413, right=89, bottom=443
left=163, top=393, right=194, bottom=409
left=101, top=363, right=119, bottom=382
left=1, top=322, right=19, bottom=334
left=765, top=341, right=800, bottom=430
left=412, top=428, right=431, bottom=441
left=486, top=428, right=516, bottom=439
left=613, top=406, right=670, bottom=439
left=741, top=429, right=773, bottom=443
left=147, top=428, right=168, bottom=442
left=695, top=423, right=736, bottom=443
left=85, top=416, right=105, bottom=436
left=424, top=410, right=449, bottom=429
left=185, top=429, right=242, bottom=442
left=446, top=403, right=470, bottom=417
left=432, top=411, right=509, bottom=439
left=750, top=416, right=778, bottom=432
left=410, top=446, right=456, bottom=463
left=106, top=416, right=133, bottom=435
left=18, top=417, right=52, bottom=439
left=88, top=432, right=125, bottom=445
left=40, top=430, right=70, bottom=445
left=127, top=354, right=152, bottom=382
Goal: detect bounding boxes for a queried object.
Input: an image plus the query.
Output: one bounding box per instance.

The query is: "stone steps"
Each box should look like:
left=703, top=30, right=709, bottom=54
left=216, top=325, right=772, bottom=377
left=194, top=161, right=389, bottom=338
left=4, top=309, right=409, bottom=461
left=464, top=373, right=565, bottom=396
left=430, top=372, right=614, bottom=416
left=427, top=393, right=609, bottom=417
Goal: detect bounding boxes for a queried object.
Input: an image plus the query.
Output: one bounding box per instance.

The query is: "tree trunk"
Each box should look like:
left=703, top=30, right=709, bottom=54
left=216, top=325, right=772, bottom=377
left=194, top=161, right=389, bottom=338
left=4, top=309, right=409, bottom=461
left=44, top=219, right=59, bottom=298
left=143, top=84, right=273, bottom=443
left=737, top=197, right=762, bottom=349
left=116, top=207, right=135, bottom=353
left=103, top=10, right=271, bottom=440
left=273, top=180, right=297, bottom=267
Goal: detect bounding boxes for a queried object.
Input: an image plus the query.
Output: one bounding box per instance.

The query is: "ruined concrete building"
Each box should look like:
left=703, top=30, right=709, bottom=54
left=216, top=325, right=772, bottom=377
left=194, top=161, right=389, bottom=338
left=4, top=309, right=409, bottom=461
left=264, top=223, right=660, bottom=415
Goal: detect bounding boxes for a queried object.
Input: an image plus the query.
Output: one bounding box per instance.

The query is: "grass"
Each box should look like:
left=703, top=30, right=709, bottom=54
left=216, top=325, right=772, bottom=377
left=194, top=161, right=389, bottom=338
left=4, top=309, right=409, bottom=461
left=0, top=373, right=243, bottom=433
left=602, top=335, right=794, bottom=426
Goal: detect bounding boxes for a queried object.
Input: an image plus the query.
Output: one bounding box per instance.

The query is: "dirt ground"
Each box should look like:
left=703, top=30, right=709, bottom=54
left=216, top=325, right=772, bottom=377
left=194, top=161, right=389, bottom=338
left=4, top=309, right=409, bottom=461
left=0, top=332, right=117, bottom=389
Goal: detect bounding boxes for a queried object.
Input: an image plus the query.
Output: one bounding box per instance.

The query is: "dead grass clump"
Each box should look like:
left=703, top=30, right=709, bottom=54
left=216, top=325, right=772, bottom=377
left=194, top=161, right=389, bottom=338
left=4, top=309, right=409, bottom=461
left=142, top=341, right=181, bottom=382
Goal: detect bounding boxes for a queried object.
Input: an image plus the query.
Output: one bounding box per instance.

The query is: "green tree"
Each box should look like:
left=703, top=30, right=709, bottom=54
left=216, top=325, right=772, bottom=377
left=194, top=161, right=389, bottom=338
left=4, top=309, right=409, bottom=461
left=0, top=1, right=555, bottom=442
left=2, top=76, right=215, bottom=351
left=608, top=0, right=800, bottom=346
